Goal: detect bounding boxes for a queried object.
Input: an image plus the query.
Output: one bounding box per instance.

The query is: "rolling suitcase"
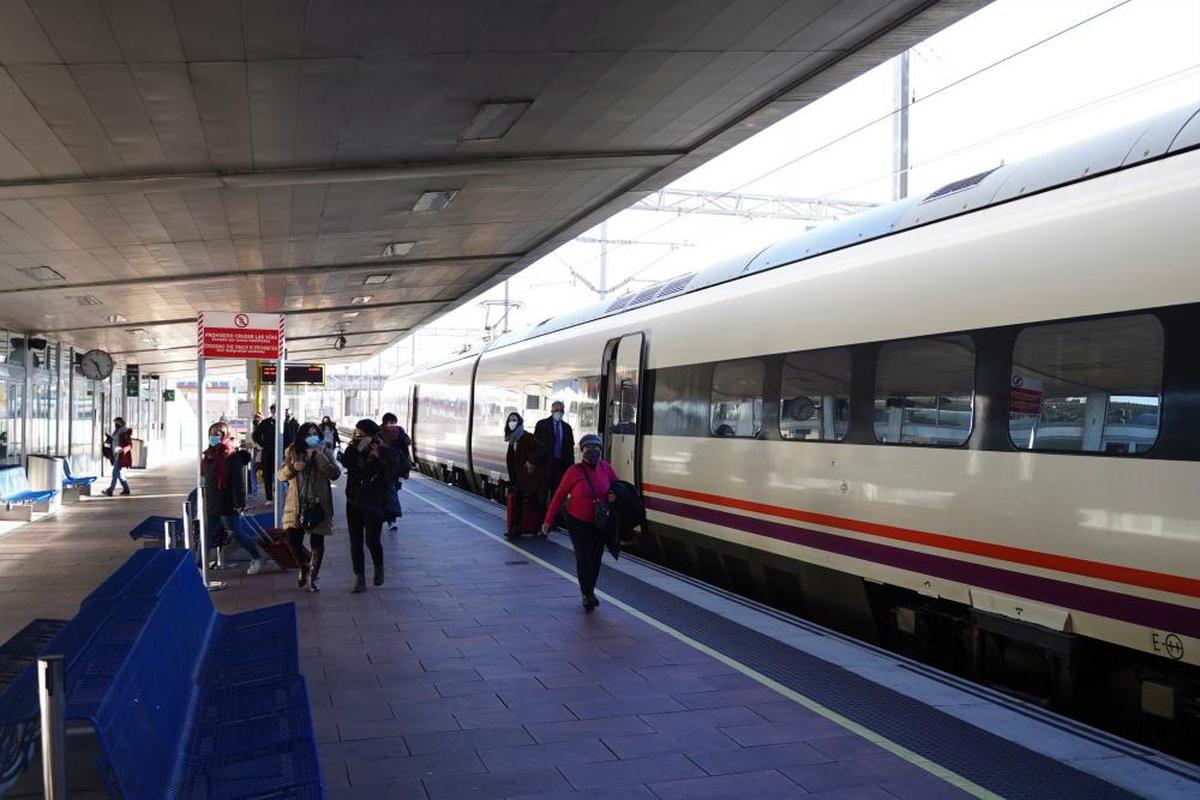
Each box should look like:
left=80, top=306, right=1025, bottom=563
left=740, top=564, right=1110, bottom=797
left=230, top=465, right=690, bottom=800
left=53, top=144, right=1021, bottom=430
left=505, top=491, right=541, bottom=536
left=240, top=512, right=308, bottom=569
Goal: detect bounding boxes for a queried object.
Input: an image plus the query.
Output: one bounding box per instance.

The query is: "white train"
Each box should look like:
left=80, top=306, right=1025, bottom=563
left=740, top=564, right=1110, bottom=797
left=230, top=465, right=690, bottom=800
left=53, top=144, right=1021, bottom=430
left=383, top=104, right=1200, bottom=733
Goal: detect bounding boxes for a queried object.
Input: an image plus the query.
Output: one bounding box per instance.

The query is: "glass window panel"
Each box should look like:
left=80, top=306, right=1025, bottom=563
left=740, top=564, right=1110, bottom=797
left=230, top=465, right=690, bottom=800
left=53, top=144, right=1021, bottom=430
left=1009, top=314, right=1162, bottom=453
left=874, top=335, right=975, bottom=446
left=780, top=348, right=851, bottom=441
left=711, top=358, right=765, bottom=438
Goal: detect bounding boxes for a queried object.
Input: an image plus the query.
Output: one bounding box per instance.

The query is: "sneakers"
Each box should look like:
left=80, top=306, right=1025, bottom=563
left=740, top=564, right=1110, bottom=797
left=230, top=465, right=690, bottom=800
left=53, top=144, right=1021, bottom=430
left=246, top=558, right=263, bottom=576
left=373, top=564, right=384, bottom=587
left=308, top=576, right=321, bottom=593
left=351, top=574, right=366, bottom=593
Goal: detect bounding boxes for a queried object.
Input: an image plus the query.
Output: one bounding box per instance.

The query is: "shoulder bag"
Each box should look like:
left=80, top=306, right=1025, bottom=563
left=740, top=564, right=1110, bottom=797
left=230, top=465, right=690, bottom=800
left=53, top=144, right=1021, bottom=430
left=579, top=465, right=614, bottom=533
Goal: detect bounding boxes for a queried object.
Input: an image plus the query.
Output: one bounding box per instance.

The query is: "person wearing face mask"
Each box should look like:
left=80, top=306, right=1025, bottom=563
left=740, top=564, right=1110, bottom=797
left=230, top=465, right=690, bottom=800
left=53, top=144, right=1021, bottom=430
left=100, top=416, right=133, bottom=496
left=319, top=416, right=340, bottom=453
left=279, top=422, right=340, bottom=592
left=503, top=412, right=545, bottom=539
left=251, top=405, right=277, bottom=504
left=338, top=419, right=403, bottom=593
left=534, top=400, right=575, bottom=524
left=201, top=421, right=263, bottom=575
left=541, top=434, right=618, bottom=611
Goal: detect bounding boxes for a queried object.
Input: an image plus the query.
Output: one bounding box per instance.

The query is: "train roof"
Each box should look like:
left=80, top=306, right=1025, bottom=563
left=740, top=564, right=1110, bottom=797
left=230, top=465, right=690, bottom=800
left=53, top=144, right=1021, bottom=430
left=482, top=102, right=1200, bottom=353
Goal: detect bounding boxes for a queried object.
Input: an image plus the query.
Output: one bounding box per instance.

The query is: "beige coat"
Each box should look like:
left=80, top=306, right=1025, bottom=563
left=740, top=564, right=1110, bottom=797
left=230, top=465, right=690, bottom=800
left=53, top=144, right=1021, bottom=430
left=277, top=446, right=340, bottom=535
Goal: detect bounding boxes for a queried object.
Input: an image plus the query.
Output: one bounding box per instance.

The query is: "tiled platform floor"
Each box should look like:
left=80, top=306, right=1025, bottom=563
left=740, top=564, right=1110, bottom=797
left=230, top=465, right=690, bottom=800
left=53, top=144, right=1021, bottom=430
left=1, top=458, right=967, bottom=799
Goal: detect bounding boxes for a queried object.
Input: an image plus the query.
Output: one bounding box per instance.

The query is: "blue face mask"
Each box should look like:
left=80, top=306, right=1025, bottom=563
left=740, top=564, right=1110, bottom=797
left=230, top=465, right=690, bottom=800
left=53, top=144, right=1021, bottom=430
left=582, top=448, right=600, bottom=464
left=304, top=435, right=321, bottom=448
left=208, top=435, right=221, bottom=447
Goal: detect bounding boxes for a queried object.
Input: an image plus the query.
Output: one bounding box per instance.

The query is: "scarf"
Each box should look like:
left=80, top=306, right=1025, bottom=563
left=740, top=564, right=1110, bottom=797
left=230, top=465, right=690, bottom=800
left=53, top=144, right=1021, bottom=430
left=207, top=440, right=237, bottom=489
left=508, top=424, right=525, bottom=446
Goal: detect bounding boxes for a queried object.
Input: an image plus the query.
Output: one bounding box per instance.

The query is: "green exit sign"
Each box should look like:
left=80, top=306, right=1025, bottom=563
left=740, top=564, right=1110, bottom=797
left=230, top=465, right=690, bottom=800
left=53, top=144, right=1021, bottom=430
left=162, top=389, right=175, bottom=402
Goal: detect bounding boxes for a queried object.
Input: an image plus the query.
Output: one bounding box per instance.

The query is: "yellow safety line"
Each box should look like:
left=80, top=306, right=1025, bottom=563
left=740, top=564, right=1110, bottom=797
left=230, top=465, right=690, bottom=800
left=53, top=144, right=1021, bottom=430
left=410, top=487, right=1001, bottom=799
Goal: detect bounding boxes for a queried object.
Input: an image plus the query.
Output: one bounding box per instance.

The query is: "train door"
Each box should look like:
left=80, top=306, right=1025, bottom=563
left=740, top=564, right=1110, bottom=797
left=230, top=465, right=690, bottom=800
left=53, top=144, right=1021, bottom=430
left=602, top=332, right=644, bottom=485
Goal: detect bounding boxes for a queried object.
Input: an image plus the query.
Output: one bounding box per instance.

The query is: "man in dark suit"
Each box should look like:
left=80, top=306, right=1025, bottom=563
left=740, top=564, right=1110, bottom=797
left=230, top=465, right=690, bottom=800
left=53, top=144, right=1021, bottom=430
left=534, top=400, right=575, bottom=518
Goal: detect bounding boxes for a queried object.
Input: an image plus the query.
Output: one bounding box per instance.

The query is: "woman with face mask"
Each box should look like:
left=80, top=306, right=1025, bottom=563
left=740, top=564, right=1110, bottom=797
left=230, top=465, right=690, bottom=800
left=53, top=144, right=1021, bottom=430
left=319, top=416, right=340, bottom=453
left=101, top=416, right=133, bottom=496
left=503, top=412, right=545, bottom=539
left=338, top=419, right=403, bottom=593
left=279, top=421, right=341, bottom=592
left=541, top=434, right=619, bottom=611
left=201, top=421, right=263, bottom=575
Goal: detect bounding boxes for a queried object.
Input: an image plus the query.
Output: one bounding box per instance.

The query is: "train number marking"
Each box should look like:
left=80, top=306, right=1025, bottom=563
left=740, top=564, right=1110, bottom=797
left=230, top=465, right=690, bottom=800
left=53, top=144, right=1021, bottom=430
left=1151, top=632, right=1185, bottom=660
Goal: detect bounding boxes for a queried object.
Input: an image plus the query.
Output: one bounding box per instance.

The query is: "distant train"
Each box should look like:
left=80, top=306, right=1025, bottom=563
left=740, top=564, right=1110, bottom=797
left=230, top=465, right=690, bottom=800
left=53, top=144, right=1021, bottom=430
left=383, top=104, right=1200, bottom=736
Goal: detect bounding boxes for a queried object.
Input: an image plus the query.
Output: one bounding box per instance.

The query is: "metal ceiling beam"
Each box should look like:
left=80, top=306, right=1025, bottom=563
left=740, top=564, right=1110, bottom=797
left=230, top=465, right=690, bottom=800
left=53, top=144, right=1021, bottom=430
left=10, top=254, right=521, bottom=295
left=0, top=151, right=684, bottom=201
left=108, top=327, right=413, bottom=355
left=38, top=299, right=447, bottom=334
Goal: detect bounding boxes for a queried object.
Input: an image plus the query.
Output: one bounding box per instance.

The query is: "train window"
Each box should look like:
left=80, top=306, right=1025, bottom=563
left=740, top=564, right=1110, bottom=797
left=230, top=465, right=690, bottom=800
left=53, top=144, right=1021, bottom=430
left=874, top=335, right=975, bottom=446
left=780, top=348, right=851, bottom=441
left=711, top=358, right=765, bottom=438
left=1008, top=314, right=1162, bottom=454
left=653, top=364, right=710, bottom=437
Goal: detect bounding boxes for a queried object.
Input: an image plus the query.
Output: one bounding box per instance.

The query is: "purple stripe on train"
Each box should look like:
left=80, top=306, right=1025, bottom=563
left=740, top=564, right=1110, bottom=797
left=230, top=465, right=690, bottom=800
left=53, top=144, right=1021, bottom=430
left=647, top=495, right=1200, bottom=639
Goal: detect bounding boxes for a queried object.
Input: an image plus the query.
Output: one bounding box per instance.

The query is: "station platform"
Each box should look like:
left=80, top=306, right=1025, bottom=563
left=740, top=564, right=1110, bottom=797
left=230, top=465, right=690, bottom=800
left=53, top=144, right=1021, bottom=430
left=1, top=459, right=1198, bottom=799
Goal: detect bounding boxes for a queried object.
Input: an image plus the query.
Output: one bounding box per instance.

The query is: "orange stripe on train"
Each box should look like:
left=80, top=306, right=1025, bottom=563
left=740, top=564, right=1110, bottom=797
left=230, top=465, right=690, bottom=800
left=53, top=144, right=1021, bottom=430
left=641, top=482, right=1200, bottom=600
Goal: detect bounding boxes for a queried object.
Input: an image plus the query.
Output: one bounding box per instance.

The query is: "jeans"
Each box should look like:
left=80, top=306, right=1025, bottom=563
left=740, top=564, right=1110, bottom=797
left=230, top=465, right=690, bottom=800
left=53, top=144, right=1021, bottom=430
left=247, top=462, right=258, bottom=497
left=566, top=514, right=606, bottom=597
left=107, top=464, right=128, bottom=493
left=346, top=504, right=383, bottom=576
left=210, top=514, right=260, bottom=560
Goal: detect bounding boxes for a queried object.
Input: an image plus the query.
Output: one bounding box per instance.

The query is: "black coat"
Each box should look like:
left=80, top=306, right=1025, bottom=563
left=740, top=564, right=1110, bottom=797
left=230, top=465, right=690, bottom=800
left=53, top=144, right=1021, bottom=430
left=201, top=448, right=252, bottom=517
left=533, top=416, right=575, bottom=468
left=253, top=416, right=276, bottom=459
left=283, top=417, right=300, bottom=449
left=339, top=441, right=403, bottom=522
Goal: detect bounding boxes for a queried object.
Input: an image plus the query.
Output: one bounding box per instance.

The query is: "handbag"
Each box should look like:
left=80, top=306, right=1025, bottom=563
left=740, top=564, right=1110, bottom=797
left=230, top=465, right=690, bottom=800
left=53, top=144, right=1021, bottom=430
left=579, top=465, right=614, bottom=533
left=297, top=469, right=327, bottom=531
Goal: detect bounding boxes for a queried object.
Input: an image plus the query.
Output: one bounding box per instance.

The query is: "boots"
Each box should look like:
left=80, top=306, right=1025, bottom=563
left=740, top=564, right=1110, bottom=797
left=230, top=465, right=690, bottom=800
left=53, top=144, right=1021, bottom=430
left=373, top=563, right=384, bottom=587
left=351, top=574, right=366, bottom=593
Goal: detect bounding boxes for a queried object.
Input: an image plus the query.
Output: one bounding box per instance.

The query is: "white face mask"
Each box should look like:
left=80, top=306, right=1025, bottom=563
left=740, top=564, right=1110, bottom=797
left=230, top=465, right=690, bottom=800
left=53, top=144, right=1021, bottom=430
left=508, top=420, right=518, bottom=431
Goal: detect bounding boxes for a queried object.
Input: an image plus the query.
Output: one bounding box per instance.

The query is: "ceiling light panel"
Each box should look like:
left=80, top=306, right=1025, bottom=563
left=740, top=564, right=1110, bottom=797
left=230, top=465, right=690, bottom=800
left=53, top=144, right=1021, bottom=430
left=380, top=242, right=414, bottom=258
left=342, top=311, right=360, bottom=318
left=412, top=190, right=459, bottom=212
left=350, top=296, right=372, bottom=305
left=459, top=100, right=532, bottom=141
left=364, top=273, right=391, bottom=285
left=105, top=314, right=128, bottom=324
left=21, top=265, right=65, bottom=281
left=76, top=295, right=103, bottom=306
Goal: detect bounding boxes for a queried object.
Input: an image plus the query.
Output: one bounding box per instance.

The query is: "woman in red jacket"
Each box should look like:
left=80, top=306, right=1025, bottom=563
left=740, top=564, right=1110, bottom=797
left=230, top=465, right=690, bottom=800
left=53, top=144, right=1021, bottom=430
left=101, top=416, right=133, bottom=496
left=541, top=433, right=617, bottom=611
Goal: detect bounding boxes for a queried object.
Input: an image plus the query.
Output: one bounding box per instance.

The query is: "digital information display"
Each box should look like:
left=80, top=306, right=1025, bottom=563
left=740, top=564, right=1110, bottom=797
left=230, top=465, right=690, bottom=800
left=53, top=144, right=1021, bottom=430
left=260, top=363, right=325, bottom=385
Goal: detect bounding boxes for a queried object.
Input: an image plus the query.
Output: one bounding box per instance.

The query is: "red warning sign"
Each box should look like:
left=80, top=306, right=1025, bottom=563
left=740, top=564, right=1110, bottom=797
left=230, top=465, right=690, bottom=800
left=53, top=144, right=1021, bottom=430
left=198, top=311, right=283, bottom=360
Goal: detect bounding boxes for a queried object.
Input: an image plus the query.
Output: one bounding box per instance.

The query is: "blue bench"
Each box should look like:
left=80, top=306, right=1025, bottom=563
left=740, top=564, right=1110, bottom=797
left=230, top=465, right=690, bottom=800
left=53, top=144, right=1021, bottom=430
left=60, top=457, right=96, bottom=489
left=0, top=619, right=68, bottom=693
left=0, top=465, right=56, bottom=507
left=0, top=549, right=322, bottom=799
left=128, top=514, right=184, bottom=542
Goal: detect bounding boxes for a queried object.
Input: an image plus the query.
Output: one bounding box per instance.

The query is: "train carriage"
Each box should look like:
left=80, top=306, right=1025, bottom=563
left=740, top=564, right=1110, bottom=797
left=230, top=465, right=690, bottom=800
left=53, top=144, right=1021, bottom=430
left=385, top=104, right=1200, bottom=735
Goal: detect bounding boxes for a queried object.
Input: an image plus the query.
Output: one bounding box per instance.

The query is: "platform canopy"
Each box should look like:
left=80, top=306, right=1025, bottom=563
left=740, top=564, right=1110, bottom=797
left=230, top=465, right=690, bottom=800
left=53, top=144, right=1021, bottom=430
left=0, top=0, right=986, bottom=374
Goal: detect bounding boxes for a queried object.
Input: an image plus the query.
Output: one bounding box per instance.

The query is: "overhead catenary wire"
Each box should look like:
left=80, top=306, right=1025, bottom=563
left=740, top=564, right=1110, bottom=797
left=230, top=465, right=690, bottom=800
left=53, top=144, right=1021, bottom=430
left=561, top=0, right=1138, bottom=276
